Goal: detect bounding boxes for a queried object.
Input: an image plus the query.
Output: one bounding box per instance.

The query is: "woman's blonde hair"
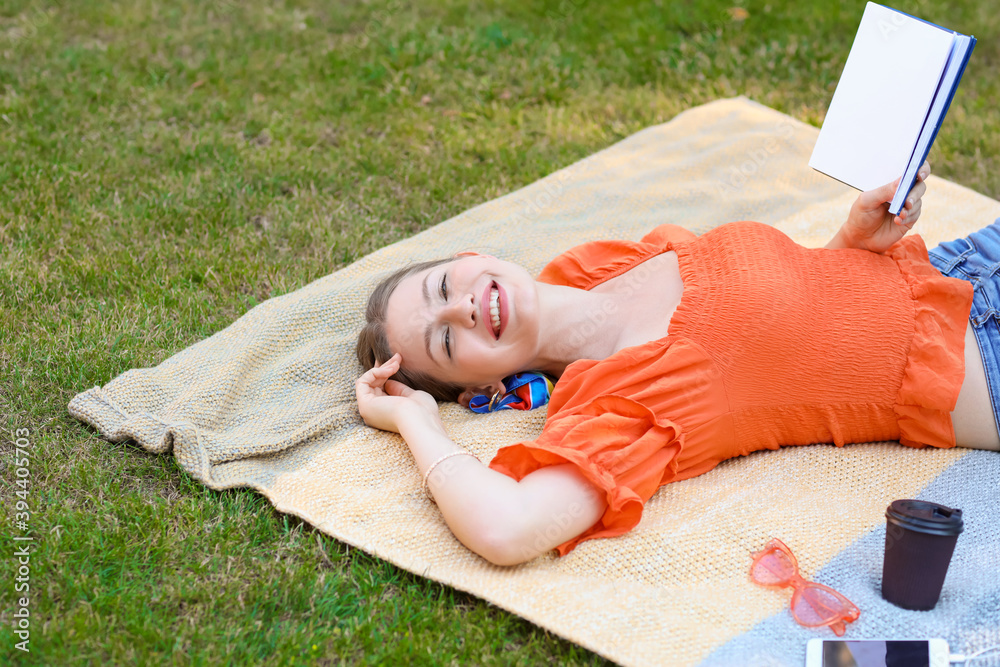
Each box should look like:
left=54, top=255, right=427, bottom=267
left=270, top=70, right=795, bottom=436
left=355, top=258, right=468, bottom=403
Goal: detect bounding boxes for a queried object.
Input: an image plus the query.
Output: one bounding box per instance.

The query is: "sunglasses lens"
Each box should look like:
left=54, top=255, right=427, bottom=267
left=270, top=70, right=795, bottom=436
left=792, top=585, right=847, bottom=626
left=751, top=549, right=796, bottom=585
left=750, top=539, right=860, bottom=636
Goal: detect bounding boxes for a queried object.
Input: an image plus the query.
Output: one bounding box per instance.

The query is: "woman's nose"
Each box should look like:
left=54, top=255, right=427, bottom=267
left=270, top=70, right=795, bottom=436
left=441, top=293, right=476, bottom=327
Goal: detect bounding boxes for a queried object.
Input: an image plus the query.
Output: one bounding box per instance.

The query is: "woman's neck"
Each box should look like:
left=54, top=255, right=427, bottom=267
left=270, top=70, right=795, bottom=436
left=530, top=282, right=626, bottom=377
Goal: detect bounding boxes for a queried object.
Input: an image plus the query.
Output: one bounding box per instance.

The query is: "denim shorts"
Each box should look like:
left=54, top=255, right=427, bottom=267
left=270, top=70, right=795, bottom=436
left=926, top=219, right=1000, bottom=436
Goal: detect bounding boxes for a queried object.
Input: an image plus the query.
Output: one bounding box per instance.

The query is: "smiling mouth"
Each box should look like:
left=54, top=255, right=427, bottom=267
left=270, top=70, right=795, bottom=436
left=489, top=284, right=501, bottom=337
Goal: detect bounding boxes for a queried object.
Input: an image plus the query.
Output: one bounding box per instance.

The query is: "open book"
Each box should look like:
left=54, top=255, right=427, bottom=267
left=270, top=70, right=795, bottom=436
left=808, top=2, right=975, bottom=215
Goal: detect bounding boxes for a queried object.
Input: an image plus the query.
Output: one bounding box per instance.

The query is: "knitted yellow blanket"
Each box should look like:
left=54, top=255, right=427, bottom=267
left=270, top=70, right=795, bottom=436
left=69, top=97, right=1000, bottom=667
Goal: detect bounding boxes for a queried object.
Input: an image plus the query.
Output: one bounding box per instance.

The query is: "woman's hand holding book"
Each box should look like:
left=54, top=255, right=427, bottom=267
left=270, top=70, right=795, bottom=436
left=827, top=161, right=931, bottom=253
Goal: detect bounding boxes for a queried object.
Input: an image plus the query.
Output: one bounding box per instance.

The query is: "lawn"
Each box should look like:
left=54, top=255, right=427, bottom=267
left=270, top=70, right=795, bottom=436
left=1, top=0, right=997, bottom=664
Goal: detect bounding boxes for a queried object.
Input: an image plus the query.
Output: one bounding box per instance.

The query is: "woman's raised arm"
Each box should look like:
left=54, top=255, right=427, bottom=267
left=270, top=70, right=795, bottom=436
left=356, top=355, right=607, bottom=565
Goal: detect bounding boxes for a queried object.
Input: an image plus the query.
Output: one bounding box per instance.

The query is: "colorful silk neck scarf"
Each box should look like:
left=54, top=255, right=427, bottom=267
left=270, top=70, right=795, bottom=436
left=468, top=372, right=554, bottom=414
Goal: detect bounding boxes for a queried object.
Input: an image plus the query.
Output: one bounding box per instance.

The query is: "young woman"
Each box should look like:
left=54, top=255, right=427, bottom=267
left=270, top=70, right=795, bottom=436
left=355, top=162, right=1000, bottom=566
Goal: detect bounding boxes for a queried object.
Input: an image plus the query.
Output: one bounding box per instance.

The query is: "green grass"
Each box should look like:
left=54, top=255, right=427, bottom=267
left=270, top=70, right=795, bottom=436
left=1, top=0, right=997, bottom=664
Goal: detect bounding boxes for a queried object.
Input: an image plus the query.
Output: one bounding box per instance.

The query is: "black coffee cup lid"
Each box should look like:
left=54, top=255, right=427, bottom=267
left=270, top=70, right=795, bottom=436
left=886, top=499, right=964, bottom=536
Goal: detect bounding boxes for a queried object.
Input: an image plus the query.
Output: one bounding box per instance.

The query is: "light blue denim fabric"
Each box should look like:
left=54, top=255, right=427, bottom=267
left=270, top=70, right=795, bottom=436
left=927, top=219, right=1000, bottom=439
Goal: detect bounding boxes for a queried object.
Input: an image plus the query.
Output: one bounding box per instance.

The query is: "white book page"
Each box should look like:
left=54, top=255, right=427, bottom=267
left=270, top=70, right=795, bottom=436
left=809, top=2, right=955, bottom=192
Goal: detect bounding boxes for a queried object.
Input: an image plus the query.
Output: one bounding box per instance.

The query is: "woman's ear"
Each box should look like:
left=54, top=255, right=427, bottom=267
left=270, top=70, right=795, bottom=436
left=457, top=389, right=476, bottom=408
left=456, top=380, right=507, bottom=409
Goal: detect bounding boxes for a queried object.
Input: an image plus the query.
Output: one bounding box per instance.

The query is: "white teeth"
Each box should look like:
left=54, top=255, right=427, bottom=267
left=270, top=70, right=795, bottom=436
left=489, top=287, right=501, bottom=336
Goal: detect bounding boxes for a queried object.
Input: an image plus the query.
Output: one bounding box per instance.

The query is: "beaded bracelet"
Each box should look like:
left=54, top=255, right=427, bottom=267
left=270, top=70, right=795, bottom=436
left=422, top=451, right=479, bottom=501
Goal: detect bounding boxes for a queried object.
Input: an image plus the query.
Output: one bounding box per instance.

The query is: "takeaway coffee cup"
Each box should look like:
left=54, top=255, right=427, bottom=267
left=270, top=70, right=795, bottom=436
left=882, top=499, right=964, bottom=611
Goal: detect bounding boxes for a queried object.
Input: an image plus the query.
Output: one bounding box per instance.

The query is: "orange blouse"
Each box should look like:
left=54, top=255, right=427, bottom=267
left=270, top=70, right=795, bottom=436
left=488, top=221, right=974, bottom=555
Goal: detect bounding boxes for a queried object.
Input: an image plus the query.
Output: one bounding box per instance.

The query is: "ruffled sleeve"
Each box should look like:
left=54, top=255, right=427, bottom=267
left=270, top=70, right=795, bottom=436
left=886, top=234, right=974, bottom=448
left=536, top=224, right=696, bottom=288
left=489, top=394, right=683, bottom=556
left=537, top=239, right=663, bottom=289
left=640, top=223, right=698, bottom=246
left=536, top=223, right=699, bottom=289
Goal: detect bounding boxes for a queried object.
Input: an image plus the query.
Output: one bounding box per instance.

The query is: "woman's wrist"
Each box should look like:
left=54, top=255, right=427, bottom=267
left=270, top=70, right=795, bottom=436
left=398, top=403, right=447, bottom=440
left=396, top=404, right=477, bottom=491
left=825, top=225, right=858, bottom=250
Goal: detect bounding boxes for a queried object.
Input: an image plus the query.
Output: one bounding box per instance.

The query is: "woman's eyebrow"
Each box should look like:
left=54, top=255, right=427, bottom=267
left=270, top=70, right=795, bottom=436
left=422, top=273, right=438, bottom=364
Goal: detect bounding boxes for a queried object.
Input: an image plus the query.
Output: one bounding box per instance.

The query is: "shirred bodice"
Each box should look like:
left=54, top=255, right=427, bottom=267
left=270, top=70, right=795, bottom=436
left=489, top=221, right=974, bottom=555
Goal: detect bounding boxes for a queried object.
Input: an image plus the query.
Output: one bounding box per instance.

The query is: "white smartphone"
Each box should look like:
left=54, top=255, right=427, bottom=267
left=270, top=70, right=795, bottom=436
left=805, top=638, right=950, bottom=667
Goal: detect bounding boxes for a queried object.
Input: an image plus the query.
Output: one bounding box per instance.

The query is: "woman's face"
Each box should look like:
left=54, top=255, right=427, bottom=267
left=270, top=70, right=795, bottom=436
left=384, top=253, right=541, bottom=392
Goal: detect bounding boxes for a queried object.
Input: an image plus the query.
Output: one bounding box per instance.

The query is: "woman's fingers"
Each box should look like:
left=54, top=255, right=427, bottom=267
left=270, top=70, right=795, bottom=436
left=894, top=175, right=927, bottom=225
left=367, top=354, right=401, bottom=381
left=372, top=352, right=401, bottom=372
left=384, top=379, right=412, bottom=396
left=899, top=161, right=930, bottom=223
left=357, top=367, right=386, bottom=390
left=356, top=354, right=401, bottom=395
left=859, top=177, right=901, bottom=209
left=895, top=197, right=923, bottom=227
left=355, top=373, right=384, bottom=398
left=906, top=178, right=927, bottom=203
left=905, top=197, right=922, bottom=225
left=916, top=161, right=931, bottom=182
left=369, top=364, right=395, bottom=380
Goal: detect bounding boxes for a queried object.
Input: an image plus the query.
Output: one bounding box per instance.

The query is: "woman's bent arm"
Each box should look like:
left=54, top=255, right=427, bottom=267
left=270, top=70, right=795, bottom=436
left=399, top=409, right=607, bottom=565
left=356, top=354, right=606, bottom=565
